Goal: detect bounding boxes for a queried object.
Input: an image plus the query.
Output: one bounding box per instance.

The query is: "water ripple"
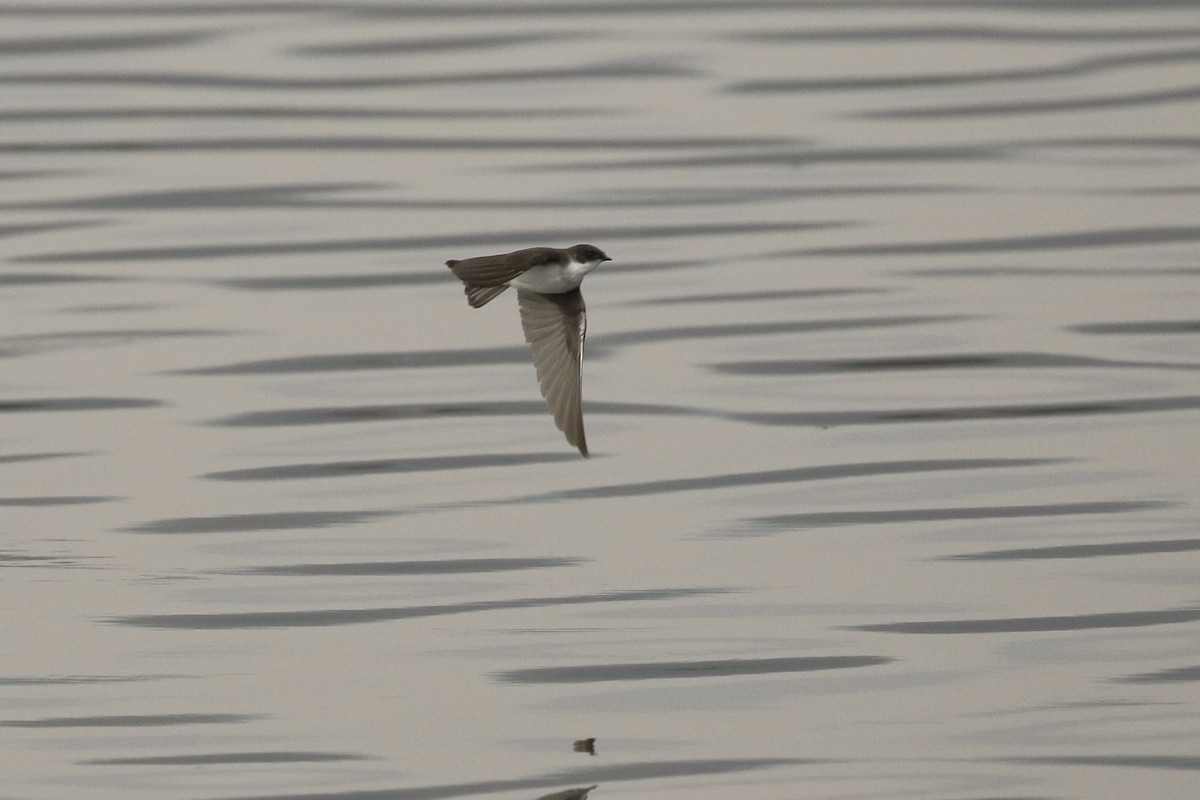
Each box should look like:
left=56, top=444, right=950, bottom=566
left=1115, top=665, right=1200, bottom=684
left=203, top=452, right=582, bottom=481
left=948, top=538, right=1200, bottom=561
left=110, top=588, right=728, bottom=630
left=0, top=105, right=602, bottom=122
left=237, top=558, right=583, bottom=577
left=0, top=328, right=229, bottom=358
left=516, top=458, right=1052, bottom=503
left=124, top=510, right=394, bottom=534
left=0, top=61, right=698, bottom=91
left=0, top=133, right=793, bottom=155
left=0, top=397, right=162, bottom=413
left=745, top=501, right=1170, bottom=532
left=0, top=272, right=122, bottom=286
left=851, top=605, right=1200, bottom=635
left=0, top=29, right=218, bottom=55
left=710, top=351, right=1200, bottom=375
left=1070, top=320, right=1199, bottom=335
left=496, top=655, right=894, bottom=684
left=291, top=31, right=578, bottom=56
left=0, top=451, right=91, bottom=465
left=179, top=316, right=945, bottom=377
left=862, top=84, right=1200, bottom=119
left=993, top=755, right=1200, bottom=771
left=0, top=496, right=116, bottom=507
left=17, top=220, right=815, bottom=263
left=781, top=226, right=1200, bottom=257
left=82, top=751, right=368, bottom=766
left=727, top=45, right=1200, bottom=92
left=730, top=395, right=1200, bottom=427
left=0, top=713, right=257, bottom=728
left=731, top=24, right=1200, bottom=43
left=208, top=401, right=697, bottom=427
left=182, top=757, right=810, bottom=800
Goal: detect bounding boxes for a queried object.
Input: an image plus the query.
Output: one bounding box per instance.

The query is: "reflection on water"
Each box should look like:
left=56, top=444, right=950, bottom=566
left=1, top=2, right=1198, bottom=799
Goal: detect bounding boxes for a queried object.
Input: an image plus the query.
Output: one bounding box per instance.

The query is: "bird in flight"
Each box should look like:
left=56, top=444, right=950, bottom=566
left=446, top=244, right=611, bottom=456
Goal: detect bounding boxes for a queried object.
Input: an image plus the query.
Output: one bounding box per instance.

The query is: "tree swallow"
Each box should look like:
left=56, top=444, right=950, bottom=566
left=446, top=244, right=611, bottom=456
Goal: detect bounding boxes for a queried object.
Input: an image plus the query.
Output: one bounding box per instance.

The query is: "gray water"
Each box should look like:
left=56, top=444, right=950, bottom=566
left=2, top=3, right=1199, bottom=799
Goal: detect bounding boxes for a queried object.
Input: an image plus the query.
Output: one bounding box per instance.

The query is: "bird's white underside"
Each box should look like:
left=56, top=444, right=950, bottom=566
left=508, top=258, right=603, bottom=294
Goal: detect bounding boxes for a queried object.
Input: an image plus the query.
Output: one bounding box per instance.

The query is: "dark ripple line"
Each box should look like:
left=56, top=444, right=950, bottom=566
left=0, top=272, right=122, bottom=286
left=539, top=136, right=1200, bottom=174
left=125, top=510, right=393, bottom=534
left=730, top=395, right=1200, bottom=427
left=1035, top=135, right=1200, bottom=151
left=0, top=133, right=792, bottom=155
left=239, top=557, right=583, bottom=577
left=639, top=287, right=891, bottom=306
left=83, top=751, right=368, bottom=766
left=0, top=106, right=601, bottom=123
left=1071, top=320, right=1200, bottom=335
left=0, top=674, right=173, bottom=686
left=993, top=755, right=1200, bottom=771
left=0, top=328, right=229, bottom=358
left=0, top=397, right=162, bottom=413
left=2, top=1, right=1198, bottom=18
left=291, top=31, right=568, bottom=56
left=0, top=30, right=217, bottom=55
left=191, top=757, right=807, bottom=800
left=16, top=220, right=817, bottom=264
left=209, top=400, right=697, bottom=427
left=0, top=62, right=697, bottom=91
left=203, top=452, right=582, bottom=481
left=948, top=538, right=1200, bottom=561
left=9, top=182, right=383, bottom=211
left=748, top=501, right=1170, bottom=531
left=710, top=351, right=1200, bottom=375
left=863, top=84, right=1200, bottom=119
left=517, top=458, right=1052, bottom=503
left=728, top=45, right=1200, bottom=92
left=851, top=605, right=1200, bottom=635
left=733, top=24, right=1200, bottom=42
left=0, top=451, right=90, bottom=465
left=594, top=315, right=964, bottom=348
left=1115, top=665, right=1200, bottom=684
left=215, top=272, right=454, bottom=291
left=15, top=183, right=882, bottom=213
left=496, top=655, right=894, bottom=684
left=179, top=346, right=532, bottom=375
left=182, top=314, right=931, bottom=376
left=0, top=496, right=116, bottom=507
left=904, top=265, right=1200, bottom=278
left=533, top=143, right=1006, bottom=171
left=0, top=713, right=256, bottom=728
left=180, top=315, right=959, bottom=377
left=782, top=226, right=1200, bottom=257
left=110, top=588, right=727, bottom=630
left=1, top=221, right=99, bottom=240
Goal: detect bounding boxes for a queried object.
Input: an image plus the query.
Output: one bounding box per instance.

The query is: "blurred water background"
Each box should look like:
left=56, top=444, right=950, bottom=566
left=1, top=2, right=1198, bottom=799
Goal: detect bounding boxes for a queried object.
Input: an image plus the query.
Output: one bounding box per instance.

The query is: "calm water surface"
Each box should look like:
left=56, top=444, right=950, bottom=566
left=2, top=2, right=1198, bottom=799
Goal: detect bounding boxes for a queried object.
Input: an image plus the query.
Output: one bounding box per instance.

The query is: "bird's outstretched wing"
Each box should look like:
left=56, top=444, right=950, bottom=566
left=517, top=288, right=587, bottom=456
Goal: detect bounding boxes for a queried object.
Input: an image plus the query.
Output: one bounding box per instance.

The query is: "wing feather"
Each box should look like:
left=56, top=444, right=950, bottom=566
left=446, top=247, right=561, bottom=287
left=517, top=289, right=587, bottom=456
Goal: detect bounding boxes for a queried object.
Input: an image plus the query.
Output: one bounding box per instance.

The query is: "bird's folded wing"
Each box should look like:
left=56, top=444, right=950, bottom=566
left=517, top=289, right=587, bottom=456
left=445, top=255, right=528, bottom=286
